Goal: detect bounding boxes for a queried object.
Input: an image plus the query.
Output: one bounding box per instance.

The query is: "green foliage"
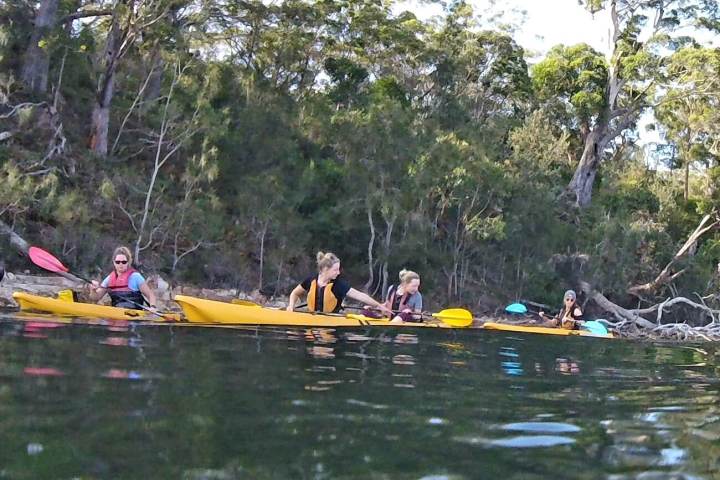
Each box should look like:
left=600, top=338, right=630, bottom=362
left=2, top=0, right=720, bottom=311
left=532, top=44, right=607, bottom=131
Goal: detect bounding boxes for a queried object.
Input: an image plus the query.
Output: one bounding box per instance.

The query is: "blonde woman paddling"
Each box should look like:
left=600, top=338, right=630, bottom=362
left=385, top=269, right=423, bottom=323
left=287, top=251, right=392, bottom=316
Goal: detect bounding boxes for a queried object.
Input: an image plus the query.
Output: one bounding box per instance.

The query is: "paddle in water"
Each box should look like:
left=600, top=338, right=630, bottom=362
left=27, top=246, right=171, bottom=320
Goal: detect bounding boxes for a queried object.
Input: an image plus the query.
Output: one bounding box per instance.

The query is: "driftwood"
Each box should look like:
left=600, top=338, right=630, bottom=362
left=628, top=212, right=719, bottom=298
left=0, top=219, right=30, bottom=254
left=579, top=281, right=656, bottom=328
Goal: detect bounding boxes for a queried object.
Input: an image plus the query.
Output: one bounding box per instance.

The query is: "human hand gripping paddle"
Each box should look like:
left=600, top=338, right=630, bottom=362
left=504, top=302, right=608, bottom=335
left=28, top=246, right=175, bottom=321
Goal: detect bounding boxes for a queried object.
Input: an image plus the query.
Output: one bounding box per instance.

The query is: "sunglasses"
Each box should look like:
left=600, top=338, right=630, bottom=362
left=114, top=260, right=128, bottom=265
left=564, top=298, right=574, bottom=302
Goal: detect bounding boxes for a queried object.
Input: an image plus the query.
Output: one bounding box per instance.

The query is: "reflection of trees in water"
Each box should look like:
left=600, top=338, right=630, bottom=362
left=5, top=321, right=720, bottom=478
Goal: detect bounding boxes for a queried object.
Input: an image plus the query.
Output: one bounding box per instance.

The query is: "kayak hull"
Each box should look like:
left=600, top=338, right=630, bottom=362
left=482, top=322, right=613, bottom=338
left=174, top=295, right=450, bottom=328
left=12, top=291, right=179, bottom=321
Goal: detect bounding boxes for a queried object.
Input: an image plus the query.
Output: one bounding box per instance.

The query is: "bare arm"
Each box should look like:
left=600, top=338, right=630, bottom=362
left=347, top=288, right=393, bottom=316
left=87, top=280, right=107, bottom=303
left=140, top=281, right=158, bottom=307
left=286, top=285, right=306, bottom=312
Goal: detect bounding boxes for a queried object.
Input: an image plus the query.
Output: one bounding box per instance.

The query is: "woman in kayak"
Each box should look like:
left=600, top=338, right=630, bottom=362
left=539, top=289, right=583, bottom=329
left=287, top=251, right=392, bottom=315
left=385, top=269, right=423, bottom=323
left=88, top=246, right=159, bottom=310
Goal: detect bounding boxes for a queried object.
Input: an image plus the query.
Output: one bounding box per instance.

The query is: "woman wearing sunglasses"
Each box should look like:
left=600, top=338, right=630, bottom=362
left=539, top=290, right=583, bottom=329
left=88, top=246, right=158, bottom=310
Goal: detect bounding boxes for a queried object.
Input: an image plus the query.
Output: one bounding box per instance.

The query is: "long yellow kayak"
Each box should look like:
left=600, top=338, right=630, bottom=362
left=173, top=295, right=459, bottom=328
left=13, top=291, right=181, bottom=322
left=12, top=292, right=455, bottom=328
left=483, top=322, right=614, bottom=338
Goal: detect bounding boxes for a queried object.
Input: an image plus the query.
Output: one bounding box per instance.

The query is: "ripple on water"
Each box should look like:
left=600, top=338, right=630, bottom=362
left=501, top=422, right=582, bottom=434
left=489, top=435, right=576, bottom=448
left=346, top=398, right=389, bottom=410
left=453, top=435, right=576, bottom=448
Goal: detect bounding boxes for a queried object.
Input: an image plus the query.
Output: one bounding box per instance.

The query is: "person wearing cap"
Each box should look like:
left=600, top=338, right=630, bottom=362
left=538, top=290, right=583, bottom=330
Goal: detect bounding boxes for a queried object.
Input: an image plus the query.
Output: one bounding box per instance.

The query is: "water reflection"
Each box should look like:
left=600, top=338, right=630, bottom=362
left=1, top=312, right=720, bottom=478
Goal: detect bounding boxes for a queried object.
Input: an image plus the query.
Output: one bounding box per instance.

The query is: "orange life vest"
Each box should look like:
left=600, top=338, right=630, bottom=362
left=307, top=278, right=339, bottom=313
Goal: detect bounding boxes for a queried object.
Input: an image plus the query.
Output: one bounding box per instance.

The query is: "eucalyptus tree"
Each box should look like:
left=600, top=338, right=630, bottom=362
left=549, top=0, right=720, bottom=208
left=655, top=46, right=720, bottom=201
left=88, top=0, right=199, bottom=156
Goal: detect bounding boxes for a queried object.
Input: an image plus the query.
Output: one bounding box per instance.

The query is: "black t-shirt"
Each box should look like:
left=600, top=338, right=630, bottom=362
left=300, top=275, right=351, bottom=313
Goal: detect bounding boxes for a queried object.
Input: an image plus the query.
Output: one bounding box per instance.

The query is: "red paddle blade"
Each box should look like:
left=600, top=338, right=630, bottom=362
left=28, top=246, right=69, bottom=273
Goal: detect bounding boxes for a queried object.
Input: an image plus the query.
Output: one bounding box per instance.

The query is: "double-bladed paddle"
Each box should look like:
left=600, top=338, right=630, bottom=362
left=504, top=301, right=608, bottom=335
left=340, top=304, right=474, bottom=327
left=27, top=246, right=173, bottom=320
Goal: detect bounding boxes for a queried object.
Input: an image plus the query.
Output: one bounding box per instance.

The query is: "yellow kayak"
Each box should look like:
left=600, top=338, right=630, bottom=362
left=12, top=291, right=180, bottom=322
left=482, top=322, right=614, bottom=338
left=174, top=295, right=459, bottom=328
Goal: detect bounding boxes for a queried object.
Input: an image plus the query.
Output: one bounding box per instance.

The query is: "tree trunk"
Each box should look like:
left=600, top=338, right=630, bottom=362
left=258, top=221, right=267, bottom=290
left=0, top=219, right=29, bottom=253
left=88, top=9, right=124, bottom=156
left=363, top=199, right=376, bottom=293
left=566, top=0, right=638, bottom=209
left=21, top=0, right=60, bottom=94
left=567, top=131, right=603, bottom=207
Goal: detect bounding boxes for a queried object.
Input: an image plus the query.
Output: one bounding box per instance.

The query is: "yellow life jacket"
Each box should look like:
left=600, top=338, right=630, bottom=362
left=307, top=278, right=339, bottom=313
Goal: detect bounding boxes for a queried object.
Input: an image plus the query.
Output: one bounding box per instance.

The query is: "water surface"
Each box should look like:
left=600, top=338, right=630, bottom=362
left=1, top=311, right=719, bottom=479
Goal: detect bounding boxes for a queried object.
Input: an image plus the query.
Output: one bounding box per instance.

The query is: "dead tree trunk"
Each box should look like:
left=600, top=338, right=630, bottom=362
left=628, top=212, right=718, bottom=298
left=0, top=219, right=29, bottom=254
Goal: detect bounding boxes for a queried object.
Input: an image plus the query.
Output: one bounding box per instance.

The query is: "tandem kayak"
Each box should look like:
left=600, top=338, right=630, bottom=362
left=12, top=291, right=181, bottom=322
left=482, top=322, right=614, bottom=339
left=173, top=295, right=464, bottom=328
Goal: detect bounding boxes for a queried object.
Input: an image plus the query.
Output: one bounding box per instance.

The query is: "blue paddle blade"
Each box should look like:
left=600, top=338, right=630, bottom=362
left=505, top=303, right=527, bottom=314
left=581, top=321, right=608, bottom=335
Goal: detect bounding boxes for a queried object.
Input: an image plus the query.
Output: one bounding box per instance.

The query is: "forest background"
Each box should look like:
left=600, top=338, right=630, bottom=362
left=2, top=0, right=720, bottom=323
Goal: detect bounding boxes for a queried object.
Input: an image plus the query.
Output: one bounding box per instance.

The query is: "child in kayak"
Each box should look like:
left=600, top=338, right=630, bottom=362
left=385, top=269, right=423, bottom=323
left=87, top=246, right=159, bottom=311
left=539, top=289, right=583, bottom=329
left=287, top=251, right=392, bottom=316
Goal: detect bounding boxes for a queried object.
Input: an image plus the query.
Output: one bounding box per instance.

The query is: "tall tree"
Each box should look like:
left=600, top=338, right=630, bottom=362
left=20, top=0, right=59, bottom=94
left=655, top=46, right=720, bottom=200
left=563, top=0, right=719, bottom=208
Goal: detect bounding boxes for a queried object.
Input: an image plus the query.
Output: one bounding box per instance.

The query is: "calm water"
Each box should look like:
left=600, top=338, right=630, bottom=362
left=1, top=312, right=719, bottom=479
